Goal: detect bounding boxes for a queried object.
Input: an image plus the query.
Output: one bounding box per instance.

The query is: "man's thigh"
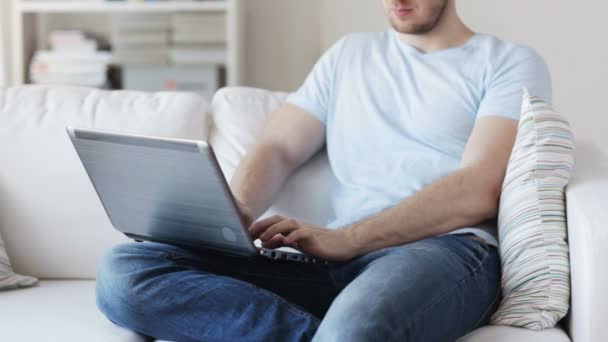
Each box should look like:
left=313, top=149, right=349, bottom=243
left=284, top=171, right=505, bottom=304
left=138, top=242, right=340, bottom=317
left=317, top=234, right=501, bottom=342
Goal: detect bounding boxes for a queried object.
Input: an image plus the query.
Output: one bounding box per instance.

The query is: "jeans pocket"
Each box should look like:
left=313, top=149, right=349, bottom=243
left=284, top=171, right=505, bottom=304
left=453, top=233, right=491, bottom=254
left=442, top=234, right=491, bottom=272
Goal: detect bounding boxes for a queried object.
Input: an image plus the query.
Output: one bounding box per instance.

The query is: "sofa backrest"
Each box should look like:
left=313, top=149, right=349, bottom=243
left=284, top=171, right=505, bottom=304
left=0, top=85, right=208, bottom=279
left=210, top=87, right=336, bottom=225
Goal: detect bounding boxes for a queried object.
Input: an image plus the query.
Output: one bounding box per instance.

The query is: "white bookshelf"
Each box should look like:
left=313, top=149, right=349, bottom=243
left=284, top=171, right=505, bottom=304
left=19, top=1, right=229, bottom=13
left=9, top=0, right=243, bottom=86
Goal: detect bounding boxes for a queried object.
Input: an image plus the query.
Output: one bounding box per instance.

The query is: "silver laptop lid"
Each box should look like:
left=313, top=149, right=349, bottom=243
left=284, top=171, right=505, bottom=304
left=67, top=127, right=257, bottom=257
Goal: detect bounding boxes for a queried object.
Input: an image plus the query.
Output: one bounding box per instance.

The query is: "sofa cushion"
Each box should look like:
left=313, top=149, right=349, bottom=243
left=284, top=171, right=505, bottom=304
left=0, top=280, right=146, bottom=341
left=457, top=325, right=570, bottom=342
left=210, top=87, right=336, bottom=225
left=490, top=90, right=574, bottom=329
left=0, top=85, right=209, bottom=279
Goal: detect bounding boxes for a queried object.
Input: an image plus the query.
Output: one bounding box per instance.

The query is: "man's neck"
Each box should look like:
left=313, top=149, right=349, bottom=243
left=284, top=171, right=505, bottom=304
left=397, top=7, right=474, bottom=54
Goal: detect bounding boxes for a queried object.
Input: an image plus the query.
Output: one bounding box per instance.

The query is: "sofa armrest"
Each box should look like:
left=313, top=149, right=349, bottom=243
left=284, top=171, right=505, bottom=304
left=565, top=140, right=608, bottom=342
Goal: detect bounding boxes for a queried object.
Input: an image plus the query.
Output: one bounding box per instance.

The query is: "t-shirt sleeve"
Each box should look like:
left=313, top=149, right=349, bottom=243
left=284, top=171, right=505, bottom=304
left=477, top=46, right=552, bottom=121
left=285, top=37, right=347, bottom=125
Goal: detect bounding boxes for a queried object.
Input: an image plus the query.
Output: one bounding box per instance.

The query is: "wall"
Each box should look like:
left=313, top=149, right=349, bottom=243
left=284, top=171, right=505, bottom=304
left=242, top=0, right=321, bottom=91
left=318, top=0, right=608, bottom=147
left=0, top=1, right=8, bottom=86
left=457, top=0, right=608, bottom=147
left=320, top=0, right=386, bottom=50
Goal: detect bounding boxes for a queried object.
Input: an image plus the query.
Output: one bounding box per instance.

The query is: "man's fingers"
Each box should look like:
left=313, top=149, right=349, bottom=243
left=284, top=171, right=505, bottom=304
left=261, top=235, right=286, bottom=249
left=284, top=229, right=311, bottom=245
left=249, top=215, right=284, bottom=239
left=259, top=219, right=301, bottom=241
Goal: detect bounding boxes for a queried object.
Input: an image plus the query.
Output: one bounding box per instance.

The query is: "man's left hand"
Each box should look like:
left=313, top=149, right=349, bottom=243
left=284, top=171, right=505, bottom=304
left=249, top=215, right=360, bottom=262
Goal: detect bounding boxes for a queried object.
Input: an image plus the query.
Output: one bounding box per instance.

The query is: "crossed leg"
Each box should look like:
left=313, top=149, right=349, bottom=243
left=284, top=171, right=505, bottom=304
left=96, top=242, right=338, bottom=342
left=314, top=234, right=501, bottom=342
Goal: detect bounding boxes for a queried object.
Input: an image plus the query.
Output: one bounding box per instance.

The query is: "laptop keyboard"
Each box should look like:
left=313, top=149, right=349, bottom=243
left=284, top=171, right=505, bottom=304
left=259, top=248, right=329, bottom=265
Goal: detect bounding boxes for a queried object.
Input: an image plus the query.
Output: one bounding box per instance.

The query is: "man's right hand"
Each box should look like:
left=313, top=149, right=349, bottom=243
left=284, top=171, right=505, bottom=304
left=228, top=103, right=326, bottom=234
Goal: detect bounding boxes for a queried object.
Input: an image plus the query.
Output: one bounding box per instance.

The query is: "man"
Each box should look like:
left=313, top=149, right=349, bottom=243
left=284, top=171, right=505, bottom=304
left=97, top=0, right=551, bottom=341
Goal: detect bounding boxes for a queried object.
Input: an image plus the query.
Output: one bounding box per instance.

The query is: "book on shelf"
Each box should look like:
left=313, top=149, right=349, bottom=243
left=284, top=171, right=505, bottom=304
left=29, top=30, right=111, bottom=88
left=31, top=73, right=107, bottom=88
left=171, top=13, right=226, bottom=44
left=112, top=47, right=170, bottom=65
left=171, top=32, right=225, bottom=44
left=111, top=14, right=171, bottom=32
left=110, top=14, right=171, bottom=64
left=31, top=50, right=112, bottom=63
left=30, top=51, right=111, bottom=87
left=169, top=45, right=226, bottom=65
left=49, top=30, right=98, bottom=53
left=112, top=31, right=169, bottom=47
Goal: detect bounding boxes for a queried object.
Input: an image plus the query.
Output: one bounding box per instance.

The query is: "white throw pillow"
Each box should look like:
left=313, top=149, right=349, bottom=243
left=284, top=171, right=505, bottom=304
left=490, top=89, right=574, bottom=330
left=0, top=85, right=209, bottom=279
left=0, top=233, right=37, bottom=291
left=210, top=87, right=336, bottom=225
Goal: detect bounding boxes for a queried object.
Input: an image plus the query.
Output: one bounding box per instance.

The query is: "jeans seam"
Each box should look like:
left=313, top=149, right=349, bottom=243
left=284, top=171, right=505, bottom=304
left=245, top=285, right=321, bottom=341
left=163, top=252, right=323, bottom=329
left=327, top=267, right=343, bottom=290
left=245, top=282, right=322, bottom=326
left=453, top=233, right=490, bottom=253
left=402, top=246, right=491, bottom=335
left=471, top=285, right=501, bottom=330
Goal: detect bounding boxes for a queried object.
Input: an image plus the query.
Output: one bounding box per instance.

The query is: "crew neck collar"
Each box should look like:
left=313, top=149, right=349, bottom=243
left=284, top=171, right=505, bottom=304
left=391, top=29, right=481, bottom=57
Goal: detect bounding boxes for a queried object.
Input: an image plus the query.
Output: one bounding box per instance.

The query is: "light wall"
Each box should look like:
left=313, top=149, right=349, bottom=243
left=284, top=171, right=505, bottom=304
left=242, top=0, right=321, bottom=91
left=458, top=0, right=608, bottom=148
left=0, top=1, right=8, bottom=86
left=317, top=0, right=608, bottom=147
left=320, top=0, right=386, bottom=49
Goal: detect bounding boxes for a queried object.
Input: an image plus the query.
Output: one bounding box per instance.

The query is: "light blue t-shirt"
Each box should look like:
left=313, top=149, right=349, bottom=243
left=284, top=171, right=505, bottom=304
left=286, top=29, right=552, bottom=246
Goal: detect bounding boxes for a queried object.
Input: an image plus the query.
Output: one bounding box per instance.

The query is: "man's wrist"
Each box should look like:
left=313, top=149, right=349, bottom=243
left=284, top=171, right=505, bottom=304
left=342, top=224, right=367, bottom=257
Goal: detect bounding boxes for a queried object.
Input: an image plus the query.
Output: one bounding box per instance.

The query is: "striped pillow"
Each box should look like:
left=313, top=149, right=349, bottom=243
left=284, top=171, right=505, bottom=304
left=0, top=232, right=37, bottom=291
left=490, top=89, right=574, bottom=329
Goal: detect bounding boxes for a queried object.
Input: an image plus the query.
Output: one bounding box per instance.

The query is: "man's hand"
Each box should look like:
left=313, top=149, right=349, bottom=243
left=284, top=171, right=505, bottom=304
left=249, top=215, right=360, bottom=262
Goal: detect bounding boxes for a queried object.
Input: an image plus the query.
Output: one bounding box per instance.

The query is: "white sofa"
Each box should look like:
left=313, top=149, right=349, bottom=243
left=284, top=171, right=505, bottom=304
left=0, top=85, right=605, bottom=341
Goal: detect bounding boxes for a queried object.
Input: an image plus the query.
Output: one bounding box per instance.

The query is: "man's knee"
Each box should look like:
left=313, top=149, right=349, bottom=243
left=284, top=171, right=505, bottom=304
left=96, top=243, right=165, bottom=323
left=313, top=288, right=387, bottom=342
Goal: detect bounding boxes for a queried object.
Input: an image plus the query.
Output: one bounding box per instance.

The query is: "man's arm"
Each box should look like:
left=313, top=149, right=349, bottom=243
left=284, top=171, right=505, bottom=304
left=344, top=116, right=517, bottom=255
left=230, top=103, right=325, bottom=222
left=250, top=116, right=517, bottom=261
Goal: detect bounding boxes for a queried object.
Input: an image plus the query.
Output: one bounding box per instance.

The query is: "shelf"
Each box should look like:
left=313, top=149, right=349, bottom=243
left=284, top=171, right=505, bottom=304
left=18, top=1, right=228, bottom=13
left=11, top=0, right=241, bottom=86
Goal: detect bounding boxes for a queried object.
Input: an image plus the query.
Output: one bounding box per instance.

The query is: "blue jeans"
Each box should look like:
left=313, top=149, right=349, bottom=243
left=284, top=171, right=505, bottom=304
left=96, top=233, right=500, bottom=342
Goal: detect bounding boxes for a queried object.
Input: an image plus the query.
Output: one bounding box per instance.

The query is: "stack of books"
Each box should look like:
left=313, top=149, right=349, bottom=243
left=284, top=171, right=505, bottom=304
left=29, top=30, right=111, bottom=87
left=111, top=14, right=171, bottom=65
left=169, top=13, right=227, bottom=65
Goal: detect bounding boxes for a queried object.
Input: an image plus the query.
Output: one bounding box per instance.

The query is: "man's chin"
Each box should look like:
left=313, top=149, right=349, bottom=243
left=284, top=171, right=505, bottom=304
left=390, top=22, right=435, bottom=35
left=391, top=24, right=418, bottom=35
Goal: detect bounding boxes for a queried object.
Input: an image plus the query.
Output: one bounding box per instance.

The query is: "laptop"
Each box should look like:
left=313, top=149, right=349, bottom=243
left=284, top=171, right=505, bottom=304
left=67, top=127, right=327, bottom=264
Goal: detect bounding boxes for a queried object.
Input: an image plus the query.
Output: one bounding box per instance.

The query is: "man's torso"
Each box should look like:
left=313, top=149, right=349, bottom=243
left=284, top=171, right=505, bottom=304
left=287, top=30, right=552, bottom=246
